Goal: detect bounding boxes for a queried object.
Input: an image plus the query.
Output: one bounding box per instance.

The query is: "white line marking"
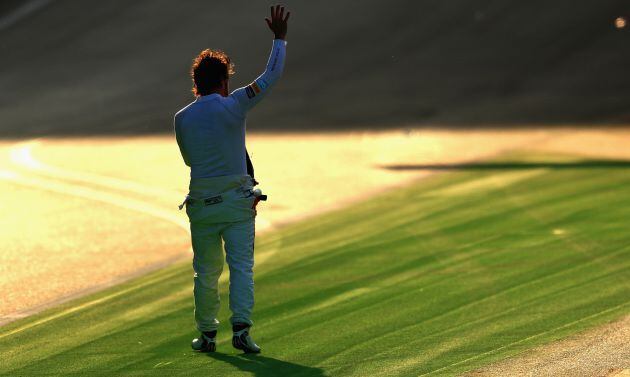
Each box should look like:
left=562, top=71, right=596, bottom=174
left=0, top=169, right=18, bottom=179
left=0, top=169, right=190, bottom=232
left=9, top=140, right=184, bottom=200
left=9, top=140, right=273, bottom=231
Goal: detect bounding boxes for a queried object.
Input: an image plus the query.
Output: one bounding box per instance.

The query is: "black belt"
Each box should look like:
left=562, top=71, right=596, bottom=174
left=179, top=191, right=268, bottom=210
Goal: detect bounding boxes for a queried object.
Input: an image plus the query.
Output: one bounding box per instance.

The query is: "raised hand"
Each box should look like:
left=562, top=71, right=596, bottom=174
left=265, top=4, right=290, bottom=40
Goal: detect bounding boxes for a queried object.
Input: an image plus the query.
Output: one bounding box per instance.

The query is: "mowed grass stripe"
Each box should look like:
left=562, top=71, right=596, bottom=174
left=1, top=154, right=629, bottom=376
left=260, top=167, right=622, bottom=274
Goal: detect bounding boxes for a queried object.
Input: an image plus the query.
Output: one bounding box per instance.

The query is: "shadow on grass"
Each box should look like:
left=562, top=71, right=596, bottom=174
left=378, top=160, right=630, bottom=171
left=207, top=352, right=326, bottom=377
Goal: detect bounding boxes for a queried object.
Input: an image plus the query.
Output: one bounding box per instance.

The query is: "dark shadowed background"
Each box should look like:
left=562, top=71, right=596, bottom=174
left=0, top=0, right=629, bottom=137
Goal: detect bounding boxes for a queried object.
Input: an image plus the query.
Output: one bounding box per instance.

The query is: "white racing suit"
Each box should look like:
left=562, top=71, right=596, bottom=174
left=174, top=39, right=287, bottom=332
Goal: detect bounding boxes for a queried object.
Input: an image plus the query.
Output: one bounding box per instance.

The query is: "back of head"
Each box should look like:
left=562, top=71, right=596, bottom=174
left=191, top=49, right=235, bottom=96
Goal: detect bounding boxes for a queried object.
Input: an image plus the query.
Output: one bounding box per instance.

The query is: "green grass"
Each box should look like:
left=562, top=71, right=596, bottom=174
left=1, top=153, right=629, bottom=376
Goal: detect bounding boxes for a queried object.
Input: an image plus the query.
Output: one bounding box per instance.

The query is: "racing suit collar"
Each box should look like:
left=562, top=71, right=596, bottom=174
left=196, top=93, right=223, bottom=103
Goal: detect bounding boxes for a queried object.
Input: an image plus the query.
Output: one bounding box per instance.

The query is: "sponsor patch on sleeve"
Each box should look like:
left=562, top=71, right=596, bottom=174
left=252, top=82, right=261, bottom=94
left=245, top=86, right=256, bottom=99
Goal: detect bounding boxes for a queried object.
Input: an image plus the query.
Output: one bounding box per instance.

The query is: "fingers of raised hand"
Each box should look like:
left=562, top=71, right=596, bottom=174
left=271, top=4, right=285, bottom=21
left=267, top=4, right=289, bottom=31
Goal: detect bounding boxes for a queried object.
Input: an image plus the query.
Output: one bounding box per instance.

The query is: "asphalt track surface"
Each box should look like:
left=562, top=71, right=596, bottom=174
left=1, top=0, right=630, bottom=137
left=0, top=146, right=628, bottom=376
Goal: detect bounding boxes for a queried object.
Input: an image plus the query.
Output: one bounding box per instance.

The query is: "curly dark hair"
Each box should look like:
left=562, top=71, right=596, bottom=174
left=191, top=49, right=235, bottom=96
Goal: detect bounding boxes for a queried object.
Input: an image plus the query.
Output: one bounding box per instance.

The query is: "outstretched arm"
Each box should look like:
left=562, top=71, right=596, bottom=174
left=230, top=5, right=290, bottom=113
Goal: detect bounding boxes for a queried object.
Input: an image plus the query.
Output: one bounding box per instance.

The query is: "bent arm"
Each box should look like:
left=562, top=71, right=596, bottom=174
left=174, top=119, right=191, bottom=166
left=230, top=39, right=287, bottom=113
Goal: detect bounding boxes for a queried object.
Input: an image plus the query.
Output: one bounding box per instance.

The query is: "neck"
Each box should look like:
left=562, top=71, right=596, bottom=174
left=209, top=85, right=228, bottom=97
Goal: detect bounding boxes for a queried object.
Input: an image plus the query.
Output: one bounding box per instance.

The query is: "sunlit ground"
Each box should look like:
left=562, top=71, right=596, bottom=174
left=1, top=127, right=629, bottom=324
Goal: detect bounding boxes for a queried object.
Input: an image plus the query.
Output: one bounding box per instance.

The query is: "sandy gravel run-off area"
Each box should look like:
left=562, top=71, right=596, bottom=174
left=464, top=315, right=630, bottom=377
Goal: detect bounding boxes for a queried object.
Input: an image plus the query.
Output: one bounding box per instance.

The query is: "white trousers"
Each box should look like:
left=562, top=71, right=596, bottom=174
left=184, top=174, right=258, bottom=332
left=190, top=217, right=255, bottom=332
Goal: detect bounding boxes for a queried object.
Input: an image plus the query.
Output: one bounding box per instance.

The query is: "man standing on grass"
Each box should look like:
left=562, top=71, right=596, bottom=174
left=174, top=5, right=289, bottom=354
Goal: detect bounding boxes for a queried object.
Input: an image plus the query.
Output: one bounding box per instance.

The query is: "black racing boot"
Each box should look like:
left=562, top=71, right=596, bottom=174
left=191, top=330, right=217, bottom=352
left=232, top=323, right=261, bottom=354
